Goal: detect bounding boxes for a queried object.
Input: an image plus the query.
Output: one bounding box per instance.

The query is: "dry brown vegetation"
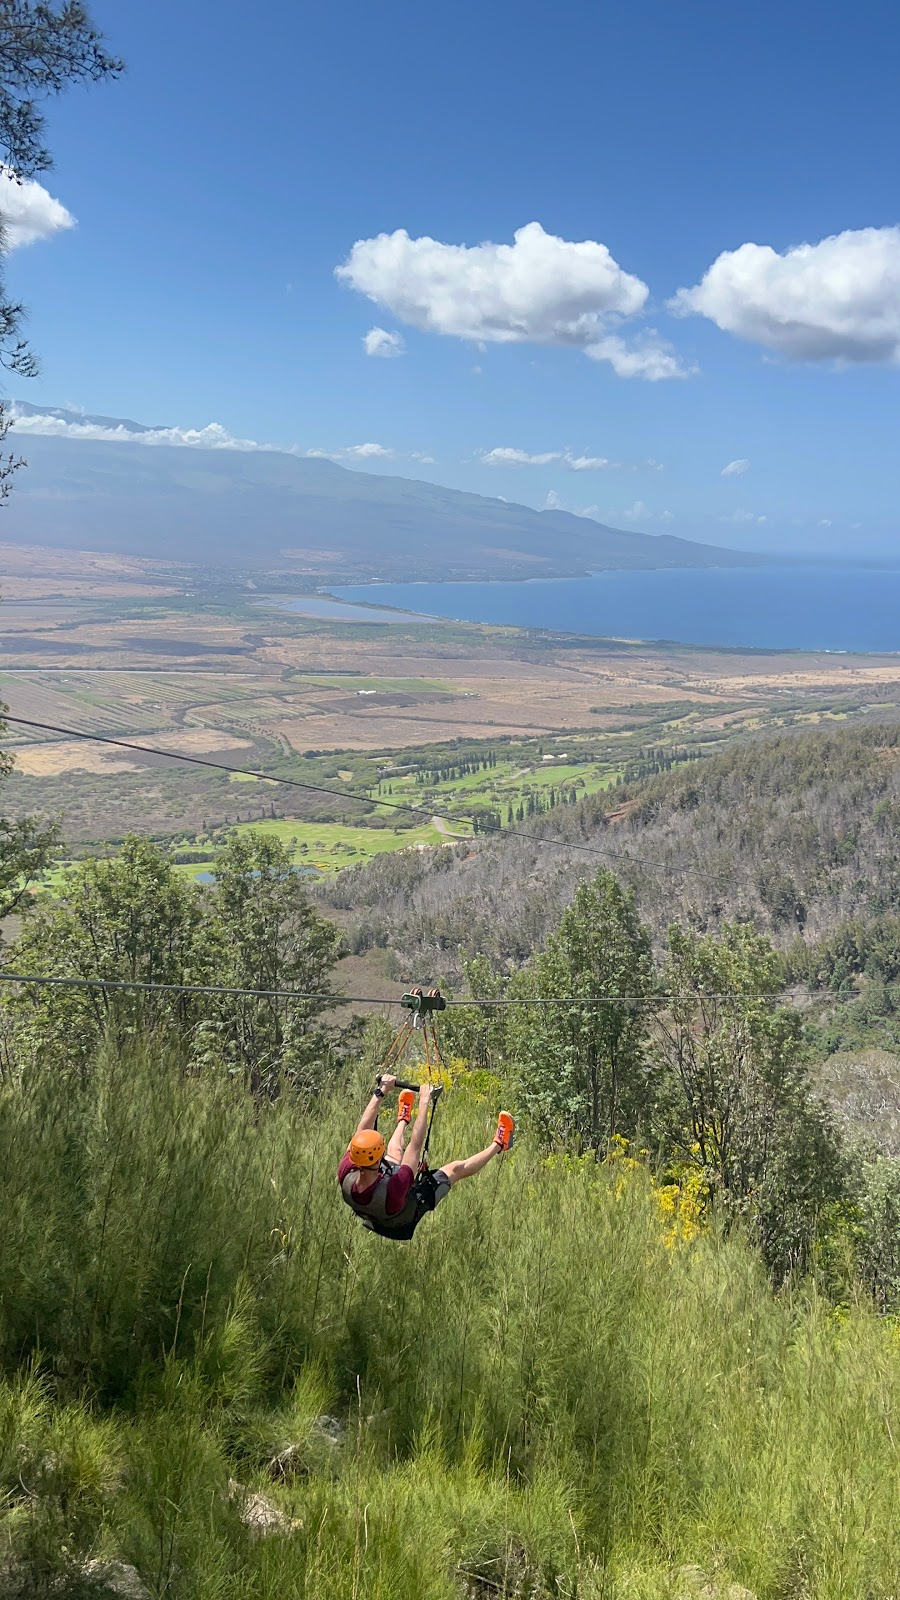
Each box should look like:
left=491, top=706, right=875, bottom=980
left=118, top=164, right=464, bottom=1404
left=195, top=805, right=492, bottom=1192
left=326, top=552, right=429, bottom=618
left=2, top=547, right=900, bottom=759
left=4, top=541, right=900, bottom=845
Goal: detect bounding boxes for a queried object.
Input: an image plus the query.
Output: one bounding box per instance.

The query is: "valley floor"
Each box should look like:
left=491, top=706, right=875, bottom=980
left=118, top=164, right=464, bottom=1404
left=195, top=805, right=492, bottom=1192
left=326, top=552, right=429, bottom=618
left=4, top=543, right=900, bottom=857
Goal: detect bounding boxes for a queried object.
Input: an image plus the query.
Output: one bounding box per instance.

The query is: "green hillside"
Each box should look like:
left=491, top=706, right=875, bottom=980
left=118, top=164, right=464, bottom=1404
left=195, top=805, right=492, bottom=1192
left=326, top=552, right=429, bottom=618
left=5, top=728, right=900, bottom=1595
left=0, top=1041, right=898, bottom=1599
left=320, top=722, right=900, bottom=971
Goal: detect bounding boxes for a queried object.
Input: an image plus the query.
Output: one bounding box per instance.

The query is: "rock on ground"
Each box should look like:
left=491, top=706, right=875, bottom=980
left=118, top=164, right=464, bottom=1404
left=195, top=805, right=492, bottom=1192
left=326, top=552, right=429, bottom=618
left=676, top=1566, right=757, bottom=1600
left=227, top=1477, right=302, bottom=1538
left=82, top=1562, right=152, bottom=1599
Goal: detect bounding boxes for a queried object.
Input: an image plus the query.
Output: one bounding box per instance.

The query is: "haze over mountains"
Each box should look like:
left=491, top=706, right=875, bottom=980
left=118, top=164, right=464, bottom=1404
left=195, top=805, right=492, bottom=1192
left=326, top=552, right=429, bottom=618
left=4, top=404, right=761, bottom=583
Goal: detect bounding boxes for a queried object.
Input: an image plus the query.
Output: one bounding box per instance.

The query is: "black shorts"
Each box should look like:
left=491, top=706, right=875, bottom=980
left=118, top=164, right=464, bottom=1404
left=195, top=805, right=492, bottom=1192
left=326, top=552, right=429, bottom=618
left=421, top=1167, right=452, bottom=1209
left=359, top=1167, right=451, bottom=1239
left=380, top=1160, right=451, bottom=1211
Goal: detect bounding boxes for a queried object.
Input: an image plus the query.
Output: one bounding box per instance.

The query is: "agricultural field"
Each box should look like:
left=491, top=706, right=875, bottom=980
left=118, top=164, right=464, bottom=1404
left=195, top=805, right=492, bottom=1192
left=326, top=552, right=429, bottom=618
left=177, top=816, right=446, bottom=878
left=5, top=543, right=900, bottom=870
left=36, top=814, right=447, bottom=895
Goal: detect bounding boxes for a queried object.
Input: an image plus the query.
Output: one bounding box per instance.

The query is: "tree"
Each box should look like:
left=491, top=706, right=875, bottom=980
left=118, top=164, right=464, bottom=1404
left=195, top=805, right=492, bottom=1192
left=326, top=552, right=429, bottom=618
left=0, top=2, right=122, bottom=496
left=203, top=831, right=344, bottom=1094
left=1, top=836, right=208, bottom=1073
left=855, top=1157, right=900, bottom=1312
left=508, top=870, right=654, bottom=1150
left=652, top=921, right=845, bottom=1278
left=438, top=953, right=511, bottom=1073
left=1, top=833, right=345, bottom=1093
left=0, top=803, right=59, bottom=919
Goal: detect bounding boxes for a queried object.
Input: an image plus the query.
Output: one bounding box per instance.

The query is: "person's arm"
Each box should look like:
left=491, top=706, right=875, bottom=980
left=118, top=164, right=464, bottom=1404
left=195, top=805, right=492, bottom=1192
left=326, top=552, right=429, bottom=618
left=399, top=1083, right=432, bottom=1173
left=353, top=1073, right=396, bottom=1138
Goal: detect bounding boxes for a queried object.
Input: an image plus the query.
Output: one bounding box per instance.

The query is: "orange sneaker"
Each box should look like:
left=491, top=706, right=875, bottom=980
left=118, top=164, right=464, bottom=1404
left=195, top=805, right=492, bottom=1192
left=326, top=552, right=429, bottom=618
left=398, top=1089, right=415, bottom=1124
left=495, top=1112, right=515, bottom=1151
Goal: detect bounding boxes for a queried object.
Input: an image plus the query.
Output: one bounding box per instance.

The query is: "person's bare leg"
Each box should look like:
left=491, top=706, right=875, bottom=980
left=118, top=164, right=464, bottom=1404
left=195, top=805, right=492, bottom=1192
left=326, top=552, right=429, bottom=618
left=440, top=1140, right=502, bottom=1186
left=386, top=1117, right=408, bottom=1163
left=400, top=1084, right=433, bottom=1174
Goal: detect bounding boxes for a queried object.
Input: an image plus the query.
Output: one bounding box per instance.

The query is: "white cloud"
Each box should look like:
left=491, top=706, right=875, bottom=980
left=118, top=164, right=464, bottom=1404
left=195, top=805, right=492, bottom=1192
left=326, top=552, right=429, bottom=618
left=479, top=447, right=563, bottom=467
left=411, top=451, right=435, bottom=464
left=479, top=446, right=615, bottom=470
left=618, top=500, right=677, bottom=524
left=544, top=489, right=605, bottom=521
left=0, top=167, right=74, bottom=248
left=337, top=221, right=691, bottom=379
left=11, top=408, right=411, bottom=467
left=818, top=518, right=833, bottom=527
left=363, top=326, right=405, bottom=358
left=585, top=332, right=692, bottom=381
left=307, top=442, right=395, bottom=461
left=672, top=227, right=900, bottom=363
left=337, top=221, right=646, bottom=343
left=346, top=442, right=393, bottom=459
left=721, top=458, right=750, bottom=477
left=544, top=489, right=676, bottom=526
left=721, top=510, right=768, bottom=524
left=11, top=410, right=271, bottom=451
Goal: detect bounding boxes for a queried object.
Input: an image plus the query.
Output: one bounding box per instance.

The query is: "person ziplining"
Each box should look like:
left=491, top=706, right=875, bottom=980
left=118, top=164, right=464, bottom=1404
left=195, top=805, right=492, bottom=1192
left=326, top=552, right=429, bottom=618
left=338, top=988, right=515, bottom=1240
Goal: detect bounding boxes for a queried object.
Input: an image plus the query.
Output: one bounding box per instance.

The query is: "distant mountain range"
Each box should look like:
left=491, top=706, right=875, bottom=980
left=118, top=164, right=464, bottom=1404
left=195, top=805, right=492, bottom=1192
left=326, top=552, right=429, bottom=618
left=3, top=404, right=763, bottom=582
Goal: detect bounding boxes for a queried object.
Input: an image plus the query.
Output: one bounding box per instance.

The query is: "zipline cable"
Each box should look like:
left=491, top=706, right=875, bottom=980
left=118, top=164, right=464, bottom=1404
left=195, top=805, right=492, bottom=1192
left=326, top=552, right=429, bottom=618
left=0, top=970, right=854, bottom=1007
left=1, top=714, right=716, bottom=882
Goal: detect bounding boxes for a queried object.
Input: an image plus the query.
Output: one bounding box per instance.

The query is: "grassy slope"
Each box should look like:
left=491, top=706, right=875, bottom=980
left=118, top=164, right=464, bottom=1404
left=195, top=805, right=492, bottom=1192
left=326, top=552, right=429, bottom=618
left=0, top=1041, right=898, bottom=1598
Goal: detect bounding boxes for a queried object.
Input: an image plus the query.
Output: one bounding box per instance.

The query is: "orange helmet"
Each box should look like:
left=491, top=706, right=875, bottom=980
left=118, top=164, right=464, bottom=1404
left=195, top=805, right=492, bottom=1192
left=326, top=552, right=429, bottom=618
left=348, top=1130, right=385, bottom=1168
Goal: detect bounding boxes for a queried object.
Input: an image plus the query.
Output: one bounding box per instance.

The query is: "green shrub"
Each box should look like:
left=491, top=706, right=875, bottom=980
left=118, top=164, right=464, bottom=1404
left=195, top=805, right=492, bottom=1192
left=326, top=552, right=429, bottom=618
left=0, top=1044, right=898, bottom=1594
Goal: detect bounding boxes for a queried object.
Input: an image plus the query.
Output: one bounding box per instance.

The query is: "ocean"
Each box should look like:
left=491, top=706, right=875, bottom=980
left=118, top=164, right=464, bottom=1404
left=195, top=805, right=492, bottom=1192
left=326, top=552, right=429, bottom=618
left=333, top=564, right=900, bottom=653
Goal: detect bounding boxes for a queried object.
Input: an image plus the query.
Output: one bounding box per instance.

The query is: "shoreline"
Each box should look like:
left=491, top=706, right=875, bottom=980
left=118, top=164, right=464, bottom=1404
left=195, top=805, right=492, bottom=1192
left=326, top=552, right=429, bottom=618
left=258, top=582, right=900, bottom=662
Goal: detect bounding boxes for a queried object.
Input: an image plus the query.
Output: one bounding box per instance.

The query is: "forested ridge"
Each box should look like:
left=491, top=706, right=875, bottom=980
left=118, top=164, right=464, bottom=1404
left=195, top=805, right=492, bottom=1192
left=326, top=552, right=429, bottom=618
left=322, top=723, right=900, bottom=972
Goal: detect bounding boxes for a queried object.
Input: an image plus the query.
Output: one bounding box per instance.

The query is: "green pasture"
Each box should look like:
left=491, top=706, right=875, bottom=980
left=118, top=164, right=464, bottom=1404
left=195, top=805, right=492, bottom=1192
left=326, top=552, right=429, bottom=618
left=33, top=816, right=448, bottom=897
left=386, top=755, right=618, bottom=806
left=386, top=758, right=522, bottom=795
left=180, top=816, right=446, bottom=879
left=26, top=736, right=627, bottom=905
left=512, top=760, right=614, bottom=793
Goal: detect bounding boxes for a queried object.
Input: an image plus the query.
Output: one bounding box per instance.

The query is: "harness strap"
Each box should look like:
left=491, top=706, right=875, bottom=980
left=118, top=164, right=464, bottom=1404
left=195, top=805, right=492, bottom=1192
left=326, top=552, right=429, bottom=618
left=418, top=1014, right=445, bottom=1170
left=419, top=1082, right=443, bottom=1169
left=376, top=988, right=447, bottom=1174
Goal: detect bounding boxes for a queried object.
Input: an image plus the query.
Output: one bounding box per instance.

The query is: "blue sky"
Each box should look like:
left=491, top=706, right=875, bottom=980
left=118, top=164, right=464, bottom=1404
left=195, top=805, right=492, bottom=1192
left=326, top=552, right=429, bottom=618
left=6, top=0, right=900, bottom=553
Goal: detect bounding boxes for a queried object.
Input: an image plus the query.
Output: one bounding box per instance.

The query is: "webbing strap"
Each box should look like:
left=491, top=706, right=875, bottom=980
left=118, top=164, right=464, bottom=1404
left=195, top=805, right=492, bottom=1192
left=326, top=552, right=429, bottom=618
left=377, top=995, right=446, bottom=1173
left=379, top=1018, right=415, bottom=1073
left=419, top=1017, right=445, bottom=1169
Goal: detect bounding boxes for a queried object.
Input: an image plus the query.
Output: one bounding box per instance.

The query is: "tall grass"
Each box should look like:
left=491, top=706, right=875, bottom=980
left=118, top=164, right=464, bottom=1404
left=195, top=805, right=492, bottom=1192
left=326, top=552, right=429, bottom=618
left=0, top=1041, right=899, bottom=1596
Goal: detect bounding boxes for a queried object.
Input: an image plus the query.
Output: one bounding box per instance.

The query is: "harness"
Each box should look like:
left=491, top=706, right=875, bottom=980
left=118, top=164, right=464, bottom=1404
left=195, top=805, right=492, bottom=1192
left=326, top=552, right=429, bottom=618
left=378, top=987, right=447, bottom=1170
left=340, top=1161, right=440, bottom=1241
left=343, top=988, right=447, bottom=1241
